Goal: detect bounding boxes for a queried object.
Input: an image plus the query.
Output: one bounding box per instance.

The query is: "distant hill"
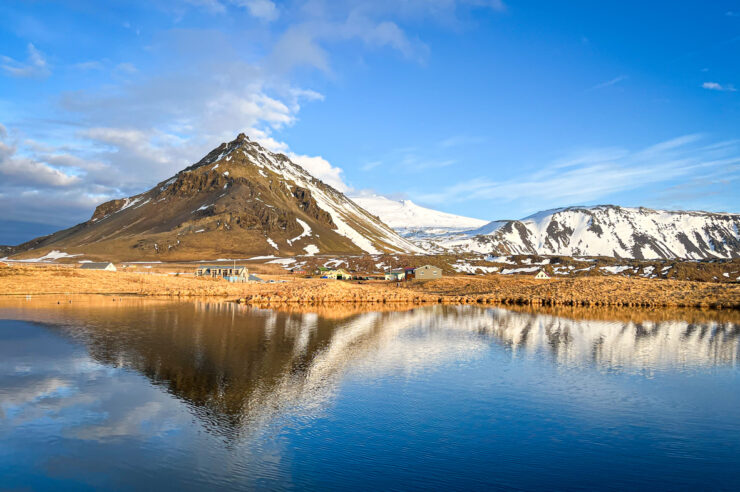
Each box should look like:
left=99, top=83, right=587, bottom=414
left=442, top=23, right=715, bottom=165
left=423, top=205, right=740, bottom=259
left=350, top=194, right=487, bottom=234
left=6, top=135, right=739, bottom=262
left=9, top=134, right=421, bottom=261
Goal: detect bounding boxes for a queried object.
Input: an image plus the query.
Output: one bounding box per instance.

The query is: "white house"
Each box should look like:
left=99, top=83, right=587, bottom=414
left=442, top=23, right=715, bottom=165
left=80, top=262, right=117, bottom=272
left=535, top=270, right=550, bottom=280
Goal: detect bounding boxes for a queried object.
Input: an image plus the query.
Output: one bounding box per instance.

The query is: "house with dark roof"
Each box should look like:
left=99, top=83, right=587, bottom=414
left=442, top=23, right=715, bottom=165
left=195, top=265, right=248, bottom=282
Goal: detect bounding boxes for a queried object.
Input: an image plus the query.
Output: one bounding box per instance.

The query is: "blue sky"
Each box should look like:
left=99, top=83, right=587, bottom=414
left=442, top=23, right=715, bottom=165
left=0, top=0, right=738, bottom=231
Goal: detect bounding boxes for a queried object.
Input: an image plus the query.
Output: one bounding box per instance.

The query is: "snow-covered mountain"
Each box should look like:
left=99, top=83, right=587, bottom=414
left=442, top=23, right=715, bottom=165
left=435, top=205, right=740, bottom=259
left=10, top=134, right=422, bottom=260
left=351, top=195, right=487, bottom=234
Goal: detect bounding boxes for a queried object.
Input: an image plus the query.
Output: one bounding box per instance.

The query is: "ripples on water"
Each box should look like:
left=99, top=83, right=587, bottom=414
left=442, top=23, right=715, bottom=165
left=0, top=298, right=739, bottom=490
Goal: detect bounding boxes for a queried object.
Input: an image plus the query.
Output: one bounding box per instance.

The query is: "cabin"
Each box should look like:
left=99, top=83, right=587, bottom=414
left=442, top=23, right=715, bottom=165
left=324, top=268, right=350, bottom=280
left=80, top=262, right=117, bottom=272
left=385, top=269, right=406, bottom=282
left=535, top=270, right=551, bottom=280
left=195, top=265, right=248, bottom=282
left=414, top=264, right=442, bottom=281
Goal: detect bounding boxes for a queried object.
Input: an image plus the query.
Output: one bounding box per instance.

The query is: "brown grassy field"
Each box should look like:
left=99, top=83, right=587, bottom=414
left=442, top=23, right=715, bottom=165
left=1, top=262, right=739, bottom=309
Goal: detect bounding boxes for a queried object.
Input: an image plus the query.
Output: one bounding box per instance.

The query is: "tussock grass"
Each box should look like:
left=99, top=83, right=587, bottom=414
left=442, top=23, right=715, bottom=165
left=1, top=264, right=738, bottom=310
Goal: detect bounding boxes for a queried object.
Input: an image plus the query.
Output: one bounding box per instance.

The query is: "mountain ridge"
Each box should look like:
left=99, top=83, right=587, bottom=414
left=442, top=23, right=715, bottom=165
left=5, top=134, right=739, bottom=262
left=432, top=205, right=740, bottom=259
left=7, top=134, right=421, bottom=261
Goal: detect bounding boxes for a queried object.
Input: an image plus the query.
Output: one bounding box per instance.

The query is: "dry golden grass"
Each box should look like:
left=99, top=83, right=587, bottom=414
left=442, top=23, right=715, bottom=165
left=1, top=264, right=738, bottom=309
left=0, top=264, right=256, bottom=297
left=410, top=275, right=740, bottom=309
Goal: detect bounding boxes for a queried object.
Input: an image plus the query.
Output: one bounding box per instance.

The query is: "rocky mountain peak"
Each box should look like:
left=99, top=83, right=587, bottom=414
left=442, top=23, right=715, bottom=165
left=10, top=134, right=421, bottom=260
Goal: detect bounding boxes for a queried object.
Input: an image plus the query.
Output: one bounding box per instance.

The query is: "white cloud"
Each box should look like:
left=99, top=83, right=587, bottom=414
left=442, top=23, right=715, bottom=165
left=184, top=0, right=278, bottom=19
left=73, top=60, right=105, bottom=71
left=265, top=0, right=510, bottom=72
left=183, top=0, right=226, bottom=13
left=702, top=81, right=736, bottom=92
left=589, top=75, right=628, bottom=91
left=413, top=135, right=740, bottom=210
left=236, top=0, right=279, bottom=21
left=0, top=135, right=80, bottom=188
left=1, top=43, right=50, bottom=78
left=0, top=0, right=507, bottom=225
left=361, top=161, right=382, bottom=171
left=289, top=153, right=350, bottom=192
left=114, top=62, right=138, bottom=74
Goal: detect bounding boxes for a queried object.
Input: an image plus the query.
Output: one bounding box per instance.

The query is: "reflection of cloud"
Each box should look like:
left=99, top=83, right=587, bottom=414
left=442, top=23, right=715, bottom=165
left=2, top=301, right=738, bottom=447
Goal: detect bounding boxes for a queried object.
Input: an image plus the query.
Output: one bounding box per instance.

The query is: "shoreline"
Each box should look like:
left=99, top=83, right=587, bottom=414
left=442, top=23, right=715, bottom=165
left=2, top=264, right=739, bottom=310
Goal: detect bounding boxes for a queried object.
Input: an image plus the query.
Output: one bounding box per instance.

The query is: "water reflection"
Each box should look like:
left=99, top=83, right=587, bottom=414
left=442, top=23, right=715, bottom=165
left=1, top=299, right=738, bottom=431
left=1, top=298, right=740, bottom=489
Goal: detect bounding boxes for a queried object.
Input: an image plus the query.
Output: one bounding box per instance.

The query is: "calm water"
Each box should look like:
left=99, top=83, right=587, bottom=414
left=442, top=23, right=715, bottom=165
left=1, top=298, right=739, bottom=490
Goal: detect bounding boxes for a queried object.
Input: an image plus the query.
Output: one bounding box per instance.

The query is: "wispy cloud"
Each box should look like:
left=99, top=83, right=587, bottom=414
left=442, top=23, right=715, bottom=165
left=361, top=161, right=382, bottom=171
left=702, top=81, right=736, bottom=92
left=1, top=43, right=50, bottom=78
left=588, top=74, right=628, bottom=91
left=185, top=0, right=279, bottom=20
left=413, top=135, right=740, bottom=212
left=73, top=60, right=105, bottom=71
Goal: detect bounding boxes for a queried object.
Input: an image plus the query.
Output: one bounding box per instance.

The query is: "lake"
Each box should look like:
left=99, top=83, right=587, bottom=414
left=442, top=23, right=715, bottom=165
left=1, top=297, right=739, bottom=490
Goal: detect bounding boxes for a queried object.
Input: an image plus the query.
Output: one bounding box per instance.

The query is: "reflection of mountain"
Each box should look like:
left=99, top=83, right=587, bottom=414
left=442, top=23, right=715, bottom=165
left=2, top=300, right=738, bottom=437
left=483, top=309, right=740, bottom=370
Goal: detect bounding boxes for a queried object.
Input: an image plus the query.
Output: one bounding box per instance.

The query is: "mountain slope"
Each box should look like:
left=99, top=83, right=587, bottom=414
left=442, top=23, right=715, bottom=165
left=350, top=195, right=487, bottom=234
left=437, top=205, right=740, bottom=259
left=10, top=134, right=421, bottom=261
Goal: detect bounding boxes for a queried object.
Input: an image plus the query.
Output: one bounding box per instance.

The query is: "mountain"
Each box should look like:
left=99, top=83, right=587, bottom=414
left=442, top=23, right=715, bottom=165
left=9, top=134, right=421, bottom=261
left=434, top=205, right=740, bottom=259
left=350, top=194, right=488, bottom=253
left=350, top=195, right=487, bottom=233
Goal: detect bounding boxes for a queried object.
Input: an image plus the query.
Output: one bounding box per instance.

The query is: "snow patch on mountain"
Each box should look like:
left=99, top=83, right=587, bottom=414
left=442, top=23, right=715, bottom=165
left=351, top=194, right=487, bottom=233
left=428, top=205, right=740, bottom=260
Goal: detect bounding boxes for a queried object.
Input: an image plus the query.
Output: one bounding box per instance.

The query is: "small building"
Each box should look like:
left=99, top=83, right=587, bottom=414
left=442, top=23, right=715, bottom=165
left=404, top=267, right=416, bottom=280
left=535, top=270, right=551, bottom=280
left=80, top=262, right=117, bottom=272
left=385, top=269, right=406, bottom=282
left=414, top=264, right=442, bottom=281
left=248, top=273, right=265, bottom=283
left=324, top=268, right=350, bottom=280
left=195, top=265, right=248, bottom=282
